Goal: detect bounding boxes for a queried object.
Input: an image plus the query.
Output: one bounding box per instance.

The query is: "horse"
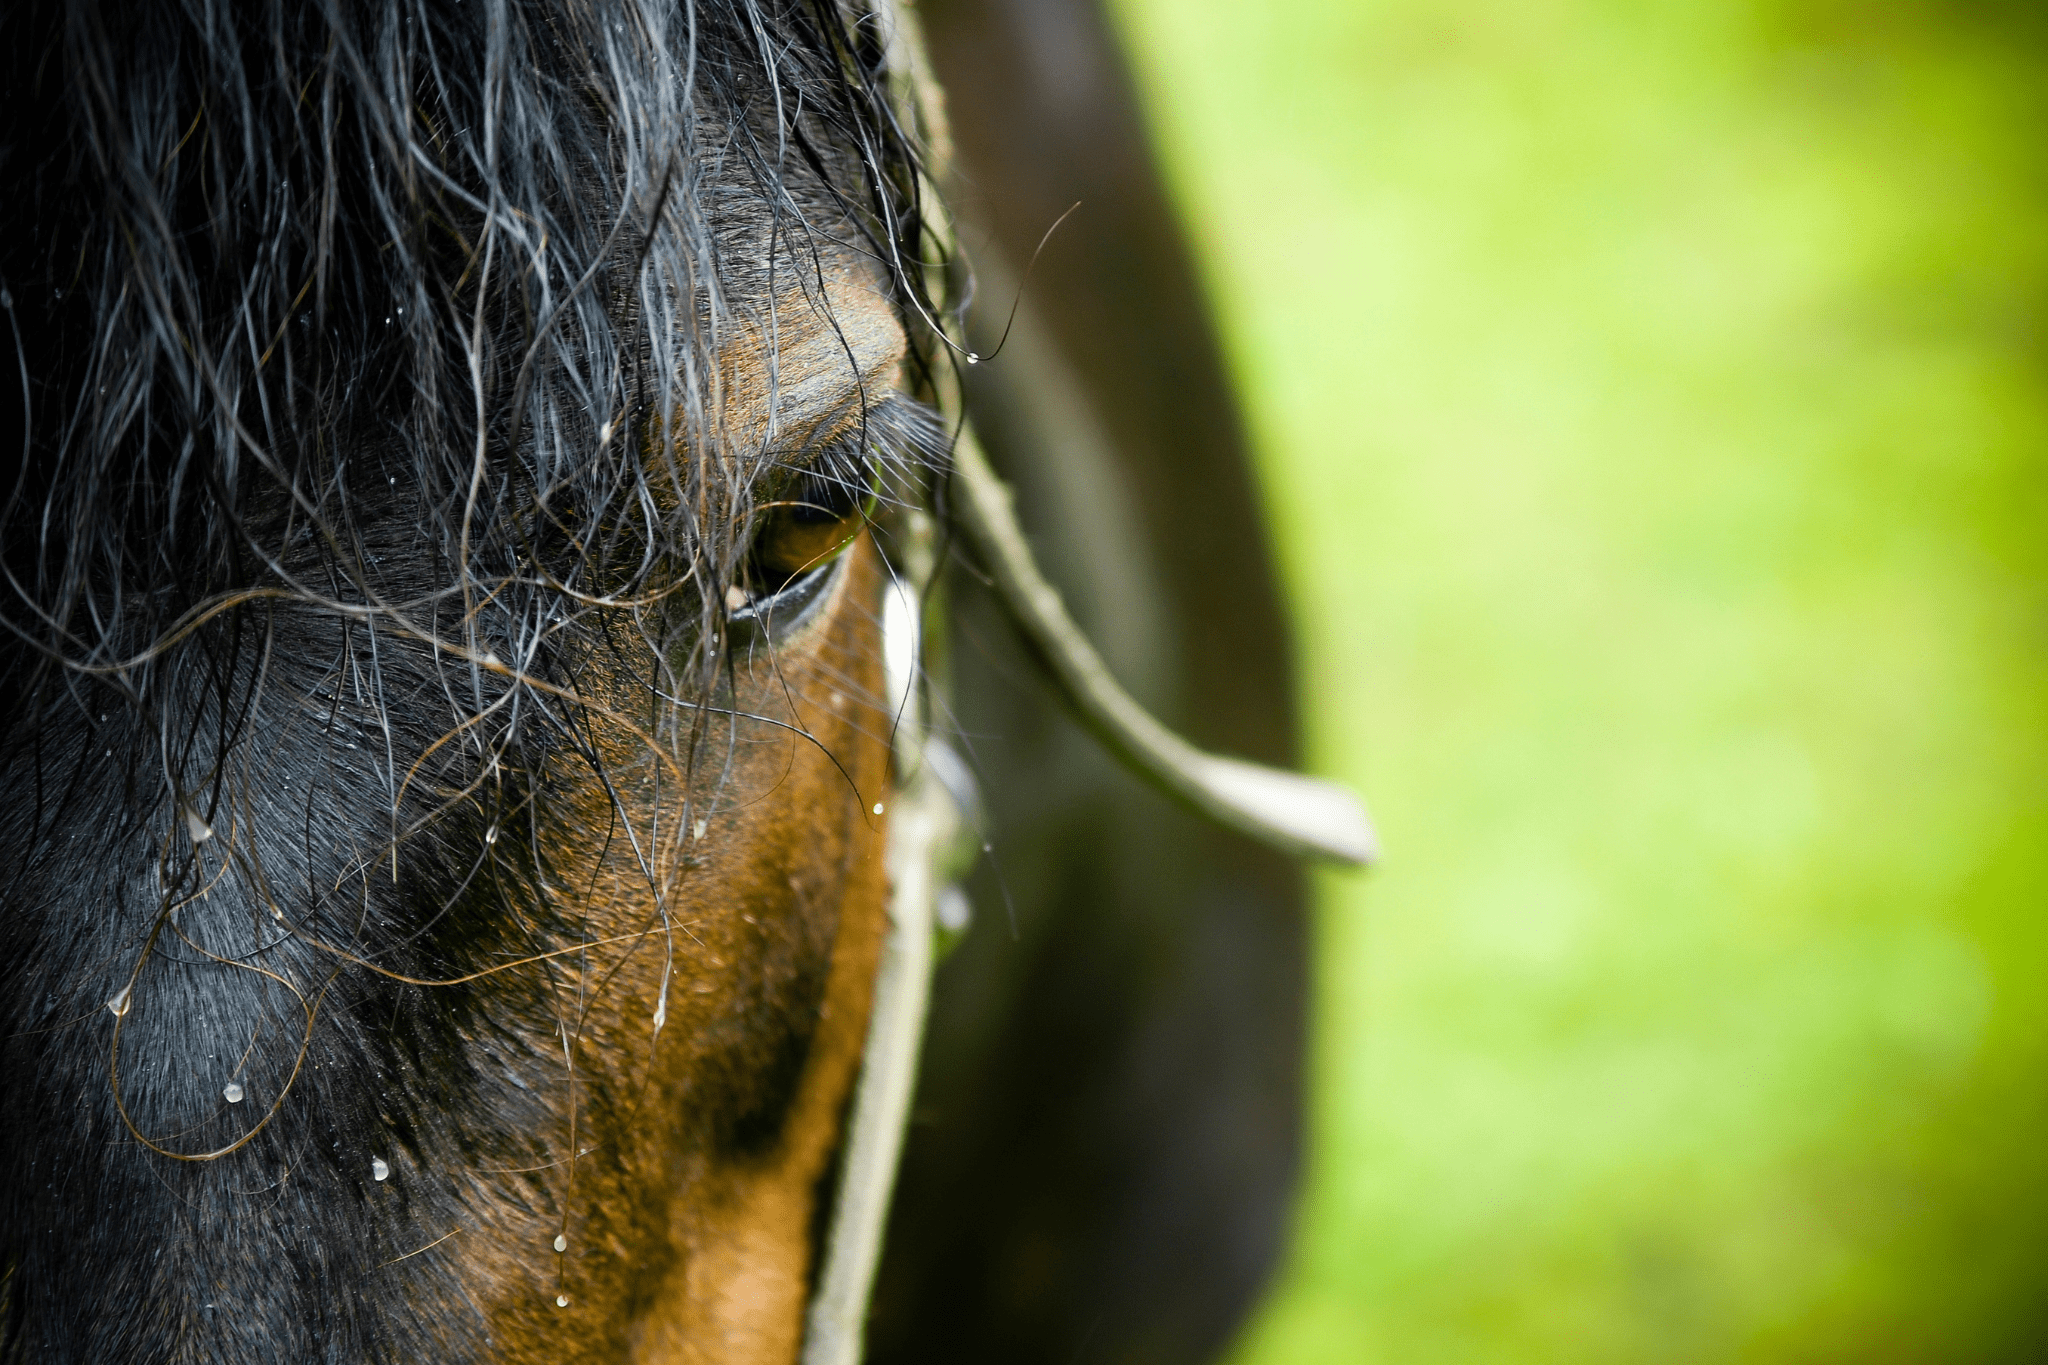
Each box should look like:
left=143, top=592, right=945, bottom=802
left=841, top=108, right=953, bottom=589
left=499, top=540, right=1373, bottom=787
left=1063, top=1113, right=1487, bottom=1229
left=0, top=1, right=1370, bottom=1360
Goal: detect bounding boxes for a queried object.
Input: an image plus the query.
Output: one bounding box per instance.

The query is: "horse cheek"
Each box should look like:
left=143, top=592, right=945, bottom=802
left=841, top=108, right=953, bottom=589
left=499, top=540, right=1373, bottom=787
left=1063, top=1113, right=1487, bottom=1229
left=629, top=541, right=892, bottom=1364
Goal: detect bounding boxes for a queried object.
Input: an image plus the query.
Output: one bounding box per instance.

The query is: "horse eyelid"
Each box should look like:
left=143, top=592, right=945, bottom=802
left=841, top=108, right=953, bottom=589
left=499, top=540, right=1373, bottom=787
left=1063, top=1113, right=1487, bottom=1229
left=770, top=393, right=945, bottom=508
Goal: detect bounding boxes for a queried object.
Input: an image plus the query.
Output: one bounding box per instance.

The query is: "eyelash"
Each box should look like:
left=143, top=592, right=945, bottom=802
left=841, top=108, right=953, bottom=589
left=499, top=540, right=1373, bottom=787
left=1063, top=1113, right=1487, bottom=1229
left=743, top=394, right=946, bottom=596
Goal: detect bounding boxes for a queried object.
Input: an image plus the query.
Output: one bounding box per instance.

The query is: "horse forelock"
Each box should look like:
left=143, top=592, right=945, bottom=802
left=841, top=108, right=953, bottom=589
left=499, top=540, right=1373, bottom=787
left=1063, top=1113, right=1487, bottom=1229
left=0, top=0, right=940, bottom=1359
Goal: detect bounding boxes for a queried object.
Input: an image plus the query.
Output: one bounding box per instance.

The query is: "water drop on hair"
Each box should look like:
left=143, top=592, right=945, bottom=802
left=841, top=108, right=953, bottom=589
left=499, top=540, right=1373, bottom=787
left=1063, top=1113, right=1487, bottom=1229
left=965, top=353, right=980, bottom=365
left=599, top=420, right=614, bottom=445
left=553, top=1234, right=567, bottom=1253
left=183, top=805, right=213, bottom=844
left=484, top=826, right=498, bottom=845
left=371, top=1157, right=389, bottom=1182
left=106, top=985, right=133, bottom=1018
left=692, top=819, right=707, bottom=840
left=223, top=1082, right=245, bottom=1104
left=872, top=803, right=885, bottom=816
left=556, top=1295, right=570, bottom=1308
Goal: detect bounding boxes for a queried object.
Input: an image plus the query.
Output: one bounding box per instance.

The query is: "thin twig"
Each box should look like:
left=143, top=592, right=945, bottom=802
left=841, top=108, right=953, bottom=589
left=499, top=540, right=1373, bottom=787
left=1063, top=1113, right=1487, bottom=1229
left=948, top=430, right=1379, bottom=866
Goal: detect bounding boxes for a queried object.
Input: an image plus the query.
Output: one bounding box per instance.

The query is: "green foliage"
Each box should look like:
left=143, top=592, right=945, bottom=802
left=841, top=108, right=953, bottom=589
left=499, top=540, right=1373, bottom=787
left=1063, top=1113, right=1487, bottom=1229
left=1109, top=0, right=2048, bottom=1358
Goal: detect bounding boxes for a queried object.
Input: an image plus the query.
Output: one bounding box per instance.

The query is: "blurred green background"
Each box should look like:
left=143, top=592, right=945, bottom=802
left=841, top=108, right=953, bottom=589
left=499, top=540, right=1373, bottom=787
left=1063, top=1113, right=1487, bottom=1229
left=1105, top=0, right=2048, bottom=1360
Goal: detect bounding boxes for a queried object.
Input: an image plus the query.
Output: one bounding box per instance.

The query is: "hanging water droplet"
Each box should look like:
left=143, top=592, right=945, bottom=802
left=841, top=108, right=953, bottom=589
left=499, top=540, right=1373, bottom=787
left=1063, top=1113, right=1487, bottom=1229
left=371, top=1157, right=389, bottom=1182
left=691, top=819, right=707, bottom=840
left=555, top=1295, right=570, bottom=1308
left=223, top=1082, right=245, bottom=1104
left=598, top=419, right=614, bottom=445
left=872, top=803, right=885, bottom=817
left=183, top=805, right=213, bottom=844
left=965, top=353, right=981, bottom=365
left=483, top=825, right=499, bottom=845
left=106, top=984, right=133, bottom=1017
left=724, top=585, right=748, bottom=612
left=553, top=1234, right=567, bottom=1253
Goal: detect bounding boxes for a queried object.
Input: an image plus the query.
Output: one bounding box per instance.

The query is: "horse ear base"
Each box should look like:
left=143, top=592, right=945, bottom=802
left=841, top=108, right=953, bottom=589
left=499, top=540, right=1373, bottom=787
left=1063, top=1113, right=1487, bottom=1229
left=949, top=429, right=1380, bottom=868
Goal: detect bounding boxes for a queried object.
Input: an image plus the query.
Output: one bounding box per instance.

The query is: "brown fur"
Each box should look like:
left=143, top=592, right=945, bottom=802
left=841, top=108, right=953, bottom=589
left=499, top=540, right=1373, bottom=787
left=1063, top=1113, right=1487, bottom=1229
left=456, top=282, right=905, bottom=1363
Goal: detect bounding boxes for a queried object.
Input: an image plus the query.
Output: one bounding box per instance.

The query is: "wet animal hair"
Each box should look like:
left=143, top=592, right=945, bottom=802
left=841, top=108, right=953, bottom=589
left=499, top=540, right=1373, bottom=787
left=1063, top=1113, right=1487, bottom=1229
left=0, top=0, right=944, bottom=1357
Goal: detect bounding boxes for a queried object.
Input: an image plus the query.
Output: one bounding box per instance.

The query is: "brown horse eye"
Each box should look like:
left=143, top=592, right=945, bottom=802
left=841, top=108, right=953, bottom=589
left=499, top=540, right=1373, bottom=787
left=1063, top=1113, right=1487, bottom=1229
left=747, top=470, right=873, bottom=590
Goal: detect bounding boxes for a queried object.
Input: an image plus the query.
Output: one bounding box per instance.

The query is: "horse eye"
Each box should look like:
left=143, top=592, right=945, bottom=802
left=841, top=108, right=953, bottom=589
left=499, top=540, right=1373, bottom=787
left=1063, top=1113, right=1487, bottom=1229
left=747, top=458, right=873, bottom=592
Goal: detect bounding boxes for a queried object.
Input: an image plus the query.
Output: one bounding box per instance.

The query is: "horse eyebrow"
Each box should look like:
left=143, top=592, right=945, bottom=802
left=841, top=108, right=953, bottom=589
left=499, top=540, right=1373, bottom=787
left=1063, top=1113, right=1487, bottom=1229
left=723, top=272, right=908, bottom=458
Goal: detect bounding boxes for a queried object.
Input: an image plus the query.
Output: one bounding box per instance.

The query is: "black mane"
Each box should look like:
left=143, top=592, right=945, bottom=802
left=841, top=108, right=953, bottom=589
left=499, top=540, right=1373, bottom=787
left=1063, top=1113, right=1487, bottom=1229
left=0, top=0, right=933, bottom=1357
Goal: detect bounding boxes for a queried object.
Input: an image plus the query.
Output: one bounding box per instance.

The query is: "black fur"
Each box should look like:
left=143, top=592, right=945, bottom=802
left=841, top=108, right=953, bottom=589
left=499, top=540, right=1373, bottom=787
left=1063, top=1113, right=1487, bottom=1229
left=0, top=0, right=934, bottom=1358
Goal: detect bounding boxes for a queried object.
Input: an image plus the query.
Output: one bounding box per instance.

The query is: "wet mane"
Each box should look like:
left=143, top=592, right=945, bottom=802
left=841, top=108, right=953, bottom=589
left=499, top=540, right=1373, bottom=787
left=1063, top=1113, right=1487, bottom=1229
left=2, top=0, right=930, bottom=697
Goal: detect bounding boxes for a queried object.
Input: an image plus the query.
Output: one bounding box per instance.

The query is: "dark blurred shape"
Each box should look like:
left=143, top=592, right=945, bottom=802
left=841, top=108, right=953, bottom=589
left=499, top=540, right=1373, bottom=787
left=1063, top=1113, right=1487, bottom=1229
left=867, top=0, right=1310, bottom=1361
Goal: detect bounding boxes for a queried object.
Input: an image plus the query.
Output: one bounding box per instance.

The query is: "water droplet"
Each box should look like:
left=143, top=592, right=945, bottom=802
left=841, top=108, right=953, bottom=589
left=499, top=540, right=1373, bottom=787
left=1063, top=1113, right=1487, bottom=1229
left=598, top=420, right=614, bottom=445
left=106, top=984, right=133, bottom=1018
left=936, top=886, right=972, bottom=933
left=691, top=819, right=706, bottom=840
left=555, top=1295, right=570, bottom=1308
left=371, top=1157, right=389, bottom=1182
left=183, top=805, right=213, bottom=844
left=553, top=1234, right=567, bottom=1253
left=965, top=353, right=980, bottom=365
left=481, top=652, right=501, bottom=668
left=223, top=1082, right=245, bottom=1104
left=724, top=585, right=748, bottom=611
left=872, top=803, right=885, bottom=817
left=483, top=825, right=499, bottom=845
